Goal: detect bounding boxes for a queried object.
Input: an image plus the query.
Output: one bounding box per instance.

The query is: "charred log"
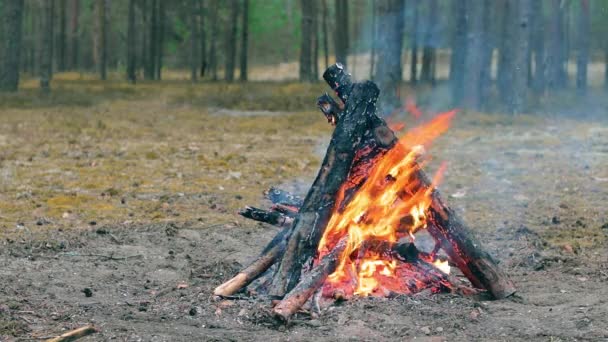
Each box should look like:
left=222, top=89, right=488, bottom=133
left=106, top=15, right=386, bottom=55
left=239, top=206, right=293, bottom=228
left=265, top=187, right=304, bottom=208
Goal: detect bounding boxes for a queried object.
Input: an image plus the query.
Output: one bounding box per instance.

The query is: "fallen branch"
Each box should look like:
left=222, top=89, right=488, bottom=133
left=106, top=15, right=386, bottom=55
left=238, top=206, right=294, bottom=227
left=45, top=325, right=98, bottom=342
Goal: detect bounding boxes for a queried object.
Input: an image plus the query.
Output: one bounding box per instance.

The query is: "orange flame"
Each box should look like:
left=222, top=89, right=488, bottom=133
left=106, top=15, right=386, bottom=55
left=318, top=110, right=456, bottom=297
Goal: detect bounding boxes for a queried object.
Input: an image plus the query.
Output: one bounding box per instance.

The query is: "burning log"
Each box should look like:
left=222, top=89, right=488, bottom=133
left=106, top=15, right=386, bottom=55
left=273, top=237, right=348, bottom=321
left=268, top=64, right=380, bottom=298
left=238, top=206, right=294, bottom=228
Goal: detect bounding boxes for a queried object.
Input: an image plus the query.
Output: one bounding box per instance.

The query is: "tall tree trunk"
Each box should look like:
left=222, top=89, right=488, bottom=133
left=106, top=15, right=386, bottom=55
left=410, top=0, right=419, bottom=85
left=321, top=0, right=329, bottom=69
left=509, top=0, right=531, bottom=114
left=497, top=0, right=516, bottom=102
left=189, top=0, right=199, bottom=82
left=225, top=0, right=238, bottom=82
left=370, top=1, right=377, bottom=79
left=576, top=0, right=589, bottom=95
left=334, top=0, right=348, bottom=67
left=240, top=0, right=249, bottom=81
left=420, top=0, right=437, bottom=85
left=374, top=0, right=405, bottom=113
left=69, top=0, right=79, bottom=70
left=547, top=0, right=565, bottom=90
left=97, top=0, right=107, bottom=80
left=299, top=0, right=314, bottom=82
left=449, top=0, right=467, bottom=106
left=312, top=0, right=319, bottom=79
left=199, top=0, right=207, bottom=77
left=531, top=0, right=545, bottom=93
left=209, top=0, right=219, bottom=81
left=40, top=0, right=54, bottom=91
left=0, top=0, right=25, bottom=92
left=127, top=0, right=136, bottom=83
left=144, top=0, right=156, bottom=80
left=156, top=0, right=164, bottom=80
left=479, top=0, right=493, bottom=108
left=462, top=0, right=484, bottom=110
left=58, top=0, right=67, bottom=71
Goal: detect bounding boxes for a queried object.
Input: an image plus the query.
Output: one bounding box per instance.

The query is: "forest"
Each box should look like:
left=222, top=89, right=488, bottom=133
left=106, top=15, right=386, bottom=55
left=0, top=0, right=607, bottom=341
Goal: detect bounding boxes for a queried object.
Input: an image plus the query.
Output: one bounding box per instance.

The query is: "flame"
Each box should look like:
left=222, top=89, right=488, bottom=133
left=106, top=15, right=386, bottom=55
left=318, top=110, right=456, bottom=297
left=433, top=259, right=451, bottom=274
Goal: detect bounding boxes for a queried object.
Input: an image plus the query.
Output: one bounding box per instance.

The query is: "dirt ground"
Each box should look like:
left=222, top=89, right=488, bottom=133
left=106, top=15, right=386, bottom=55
left=1, top=78, right=607, bottom=341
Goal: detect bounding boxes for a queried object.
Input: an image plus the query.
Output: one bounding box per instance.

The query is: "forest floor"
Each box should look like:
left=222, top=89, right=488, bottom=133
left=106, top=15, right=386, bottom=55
left=1, top=76, right=607, bottom=341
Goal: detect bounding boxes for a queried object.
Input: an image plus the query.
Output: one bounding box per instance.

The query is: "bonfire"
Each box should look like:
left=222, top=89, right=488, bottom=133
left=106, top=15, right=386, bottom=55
left=214, top=64, right=515, bottom=321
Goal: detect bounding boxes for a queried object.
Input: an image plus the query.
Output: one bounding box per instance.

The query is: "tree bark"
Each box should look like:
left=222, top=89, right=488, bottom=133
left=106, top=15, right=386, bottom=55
left=449, top=0, right=467, bottom=106
left=334, top=0, right=349, bottom=67
left=225, top=0, right=238, bottom=82
left=374, top=0, right=405, bottom=113
left=479, top=0, right=493, bottom=107
left=144, top=0, right=156, bottom=80
left=576, top=0, right=589, bottom=95
left=420, top=0, right=437, bottom=85
left=0, top=0, right=25, bottom=92
left=239, top=0, right=249, bottom=81
left=97, top=0, right=107, bottom=80
left=299, top=0, right=314, bottom=82
left=497, top=0, right=513, bottom=100
left=127, top=0, right=136, bottom=83
left=546, top=0, right=565, bottom=90
left=69, top=0, right=79, bottom=70
left=189, top=0, right=199, bottom=82
left=410, top=0, right=419, bottom=85
left=40, top=0, right=54, bottom=92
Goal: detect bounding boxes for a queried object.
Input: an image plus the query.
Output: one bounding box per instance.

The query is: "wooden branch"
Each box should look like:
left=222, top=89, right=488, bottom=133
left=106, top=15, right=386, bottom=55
left=272, top=237, right=348, bottom=321
left=213, top=228, right=289, bottom=298
left=45, top=325, right=98, bottom=342
left=239, top=206, right=293, bottom=228
left=269, top=65, right=380, bottom=298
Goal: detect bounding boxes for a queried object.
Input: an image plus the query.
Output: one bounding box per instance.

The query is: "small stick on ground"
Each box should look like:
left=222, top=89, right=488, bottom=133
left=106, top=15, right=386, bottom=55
left=45, top=325, right=98, bottom=342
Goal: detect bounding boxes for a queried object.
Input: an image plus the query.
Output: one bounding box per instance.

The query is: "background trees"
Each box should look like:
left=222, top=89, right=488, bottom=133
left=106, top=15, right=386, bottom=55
left=0, top=0, right=607, bottom=115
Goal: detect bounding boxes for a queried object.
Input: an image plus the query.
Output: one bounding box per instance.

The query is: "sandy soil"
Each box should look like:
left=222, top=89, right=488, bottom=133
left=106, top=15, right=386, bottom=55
left=1, top=81, right=607, bottom=341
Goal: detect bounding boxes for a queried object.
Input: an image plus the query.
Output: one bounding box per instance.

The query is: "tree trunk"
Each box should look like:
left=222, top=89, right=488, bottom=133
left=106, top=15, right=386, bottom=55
left=57, top=0, right=67, bottom=71
left=40, top=0, right=54, bottom=91
left=69, top=0, right=79, bottom=70
left=410, top=0, right=419, bottom=85
left=576, top=0, right=589, bottom=95
left=199, top=0, right=207, bottom=77
left=462, top=0, right=484, bottom=110
left=240, top=0, right=249, bottom=81
left=321, top=0, right=329, bottom=69
left=189, top=0, right=199, bottom=82
left=224, top=0, right=238, bottom=82
left=547, top=0, right=565, bottom=90
left=155, top=0, right=164, bottom=80
left=127, top=0, right=136, bottom=83
left=497, top=0, right=514, bottom=101
left=0, top=0, right=25, bottom=92
left=140, top=0, right=148, bottom=76
left=374, top=0, right=405, bottom=113
left=370, top=2, right=377, bottom=79
left=97, top=0, right=106, bottom=80
left=334, top=0, right=348, bottom=67
left=449, top=0, right=467, bottom=106
left=299, top=0, right=314, bottom=82
left=209, top=0, right=219, bottom=81
left=312, top=0, right=319, bottom=79
left=144, top=0, right=156, bottom=80
left=420, top=0, right=437, bottom=85
left=531, top=0, right=545, bottom=93
left=509, top=0, right=531, bottom=114
left=479, top=0, right=493, bottom=107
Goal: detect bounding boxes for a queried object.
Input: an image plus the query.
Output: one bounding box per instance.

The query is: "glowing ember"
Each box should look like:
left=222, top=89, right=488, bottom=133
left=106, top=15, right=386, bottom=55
left=317, top=109, right=457, bottom=297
